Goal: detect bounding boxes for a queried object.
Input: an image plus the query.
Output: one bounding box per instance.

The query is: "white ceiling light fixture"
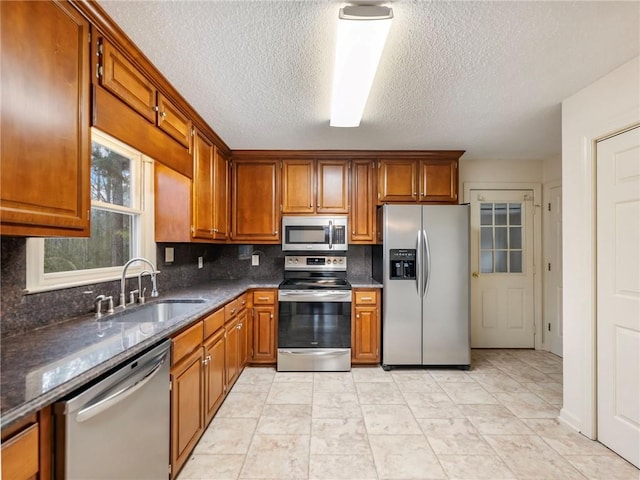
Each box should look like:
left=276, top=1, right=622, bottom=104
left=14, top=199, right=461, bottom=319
left=330, top=5, right=394, bottom=128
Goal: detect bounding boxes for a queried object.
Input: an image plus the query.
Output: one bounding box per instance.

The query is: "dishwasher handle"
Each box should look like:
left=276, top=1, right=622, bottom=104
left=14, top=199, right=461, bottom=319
left=75, top=351, right=167, bottom=423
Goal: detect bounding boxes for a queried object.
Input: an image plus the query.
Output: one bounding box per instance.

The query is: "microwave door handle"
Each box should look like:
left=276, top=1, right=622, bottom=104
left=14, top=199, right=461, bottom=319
left=328, top=220, right=333, bottom=250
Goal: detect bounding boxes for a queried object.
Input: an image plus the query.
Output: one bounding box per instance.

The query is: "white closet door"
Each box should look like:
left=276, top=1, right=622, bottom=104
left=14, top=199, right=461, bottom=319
left=596, top=126, right=640, bottom=468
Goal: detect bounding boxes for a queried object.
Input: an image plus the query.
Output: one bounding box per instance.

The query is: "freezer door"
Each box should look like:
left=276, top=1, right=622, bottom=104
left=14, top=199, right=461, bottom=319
left=422, top=205, right=470, bottom=366
left=382, top=205, right=423, bottom=365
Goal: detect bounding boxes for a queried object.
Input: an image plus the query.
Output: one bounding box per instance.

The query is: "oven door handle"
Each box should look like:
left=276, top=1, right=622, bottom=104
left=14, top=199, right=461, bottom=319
left=279, top=350, right=348, bottom=356
left=278, top=290, right=352, bottom=302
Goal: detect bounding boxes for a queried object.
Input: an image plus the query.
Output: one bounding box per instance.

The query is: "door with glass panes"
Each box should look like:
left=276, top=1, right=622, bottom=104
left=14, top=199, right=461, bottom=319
left=470, top=190, right=535, bottom=347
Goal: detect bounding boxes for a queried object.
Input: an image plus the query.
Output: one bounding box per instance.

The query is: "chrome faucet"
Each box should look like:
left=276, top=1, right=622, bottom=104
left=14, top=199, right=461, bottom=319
left=120, top=257, right=159, bottom=308
left=95, top=295, right=114, bottom=317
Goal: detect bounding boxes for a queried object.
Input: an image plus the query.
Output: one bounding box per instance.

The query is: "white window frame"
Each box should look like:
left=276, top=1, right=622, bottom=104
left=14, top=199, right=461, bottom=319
left=26, top=129, right=156, bottom=293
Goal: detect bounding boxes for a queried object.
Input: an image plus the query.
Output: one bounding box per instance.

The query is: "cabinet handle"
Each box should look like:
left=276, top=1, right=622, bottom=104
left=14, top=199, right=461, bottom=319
left=230, top=308, right=236, bottom=314
left=257, top=296, right=269, bottom=301
left=360, top=296, right=373, bottom=301
left=160, top=111, right=167, bottom=118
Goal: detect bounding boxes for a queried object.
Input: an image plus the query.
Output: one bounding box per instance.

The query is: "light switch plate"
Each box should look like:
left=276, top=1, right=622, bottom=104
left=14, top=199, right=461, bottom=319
left=198, top=256, right=203, bottom=269
left=252, top=254, right=259, bottom=266
left=165, top=247, right=174, bottom=263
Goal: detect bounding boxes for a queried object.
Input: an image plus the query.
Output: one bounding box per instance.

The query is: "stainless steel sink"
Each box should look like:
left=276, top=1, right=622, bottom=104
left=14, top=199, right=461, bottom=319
left=101, top=299, right=207, bottom=323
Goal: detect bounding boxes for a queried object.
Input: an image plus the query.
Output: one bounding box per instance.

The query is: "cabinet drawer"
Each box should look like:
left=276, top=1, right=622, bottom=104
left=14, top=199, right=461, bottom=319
left=355, top=290, right=378, bottom=305
left=172, top=321, right=204, bottom=365
left=224, top=298, right=240, bottom=321
left=253, top=290, right=275, bottom=305
left=237, top=293, right=249, bottom=310
left=1, top=423, right=38, bottom=480
left=203, top=308, right=225, bottom=339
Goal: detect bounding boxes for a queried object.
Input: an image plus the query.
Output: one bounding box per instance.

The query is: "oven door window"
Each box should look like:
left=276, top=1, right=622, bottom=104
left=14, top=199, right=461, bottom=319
left=278, top=301, right=351, bottom=348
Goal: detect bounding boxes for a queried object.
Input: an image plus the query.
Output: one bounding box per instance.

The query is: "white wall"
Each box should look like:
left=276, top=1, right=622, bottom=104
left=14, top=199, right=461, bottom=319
left=460, top=158, right=542, bottom=186
left=543, top=156, right=562, bottom=183
left=561, top=56, right=640, bottom=436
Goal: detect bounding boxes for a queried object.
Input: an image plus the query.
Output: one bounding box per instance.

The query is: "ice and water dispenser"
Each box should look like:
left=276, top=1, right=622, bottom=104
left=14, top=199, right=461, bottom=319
left=389, top=249, right=416, bottom=280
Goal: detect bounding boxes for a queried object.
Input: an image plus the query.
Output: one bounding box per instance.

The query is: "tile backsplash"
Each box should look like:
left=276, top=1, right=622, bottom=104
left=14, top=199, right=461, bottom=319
left=0, top=237, right=372, bottom=338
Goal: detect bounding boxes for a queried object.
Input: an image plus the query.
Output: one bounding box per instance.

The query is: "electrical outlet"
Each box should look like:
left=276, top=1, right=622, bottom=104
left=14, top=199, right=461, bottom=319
left=165, top=247, right=174, bottom=263
left=198, top=256, right=203, bottom=269
left=252, top=254, right=259, bottom=266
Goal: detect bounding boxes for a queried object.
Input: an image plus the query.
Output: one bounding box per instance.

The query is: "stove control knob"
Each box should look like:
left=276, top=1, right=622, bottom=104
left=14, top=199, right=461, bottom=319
left=339, top=258, right=344, bottom=263
left=333, top=259, right=338, bottom=264
left=294, top=259, right=299, bottom=264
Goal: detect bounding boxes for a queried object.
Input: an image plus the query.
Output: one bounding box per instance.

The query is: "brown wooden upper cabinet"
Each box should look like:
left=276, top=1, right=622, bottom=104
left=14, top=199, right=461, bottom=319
left=350, top=159, right=377, bottom=243
left=0, top=1, right=91, bottom=237
left=281, top=159, right=349, bottom=214
left=192, top=130, right=229, bottom=241
left=378, top=157, right=459, bottom=204
left=231, top=157, right=281, bottom=243
left=97, top=38, right=192, bottom=149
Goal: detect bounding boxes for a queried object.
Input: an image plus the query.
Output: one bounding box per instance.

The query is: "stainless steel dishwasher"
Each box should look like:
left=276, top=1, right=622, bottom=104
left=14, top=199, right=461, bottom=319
left=54, top=339, right=171, bottom=479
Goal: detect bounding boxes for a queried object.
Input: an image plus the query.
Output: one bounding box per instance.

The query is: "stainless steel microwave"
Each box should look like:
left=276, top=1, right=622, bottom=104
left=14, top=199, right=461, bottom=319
left=281, top=216, right=348, bottom=251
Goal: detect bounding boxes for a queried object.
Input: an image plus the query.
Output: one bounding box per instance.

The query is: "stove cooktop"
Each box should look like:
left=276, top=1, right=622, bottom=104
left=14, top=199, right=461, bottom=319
left=278, top=277, right=351, bottom=290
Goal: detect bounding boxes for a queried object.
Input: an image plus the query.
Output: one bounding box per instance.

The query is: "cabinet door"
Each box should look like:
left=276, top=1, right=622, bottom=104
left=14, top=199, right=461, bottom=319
left=171, top=348, right=204, bottom=477
left=155, top=162, right=192, bottom=242
left=350, top=160, right=376, bottom=243
left=252, top=306, right=276, bottom=364
left=1, top=423, right=39, bottom=480
left=225, top=318, right=239, bottom=389
left=378, top=159, right=418, bottom=203
left=317, top=160, right=349, bottom=213
left=352, top=306, right=380, bottom=364
left=231, top=158, right=280, bottom=242
left=1, top=1, right=90, bottom=236
left=100, top=38, right=157, bottom=123
left=419, top=159, right=458, bottom=203
left=281, top=159, right=314, bottom=214
left=204, top=329, right=226, bottom=424
left=212, top=149, right=229, bottom=240
left=192, top=130, right=214, bottom=239
left=157, top=93, right=192, bottom=148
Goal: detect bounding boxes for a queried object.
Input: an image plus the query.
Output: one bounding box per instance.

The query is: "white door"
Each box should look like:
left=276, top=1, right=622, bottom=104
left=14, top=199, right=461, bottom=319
left=546, top=185, right=563, bottom=357
left=596, top=126, right=640, bottom=468
left=470, top=190, right=535, bottom=348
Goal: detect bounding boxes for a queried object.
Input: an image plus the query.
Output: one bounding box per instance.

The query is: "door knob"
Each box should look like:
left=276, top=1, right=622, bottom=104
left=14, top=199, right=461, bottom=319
left=472, top=272, right=479, bottom=278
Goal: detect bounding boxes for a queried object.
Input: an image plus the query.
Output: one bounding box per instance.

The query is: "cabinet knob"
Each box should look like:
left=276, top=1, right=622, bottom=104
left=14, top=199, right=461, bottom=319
left=420, top=192, right=425, bottom=196
left=356, top=313, right=360, bottom=318
left=270, top=314, right=274, bottom=319
left=274, top=230, right=278, bottom=235
left=160, top=111, right=167, bottom=118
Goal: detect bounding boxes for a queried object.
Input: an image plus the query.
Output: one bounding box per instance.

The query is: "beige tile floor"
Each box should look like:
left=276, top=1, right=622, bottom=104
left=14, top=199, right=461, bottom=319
left=177, top=349, right=639, bottom=480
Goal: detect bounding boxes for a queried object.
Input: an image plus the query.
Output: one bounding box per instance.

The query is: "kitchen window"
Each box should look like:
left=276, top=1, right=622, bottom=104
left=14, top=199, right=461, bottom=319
left=26, top=130, right=155, bottom=292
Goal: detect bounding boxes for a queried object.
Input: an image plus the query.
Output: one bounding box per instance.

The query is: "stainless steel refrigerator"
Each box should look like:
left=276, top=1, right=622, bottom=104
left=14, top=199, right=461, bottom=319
left=373, top=204, right=470, bottom=369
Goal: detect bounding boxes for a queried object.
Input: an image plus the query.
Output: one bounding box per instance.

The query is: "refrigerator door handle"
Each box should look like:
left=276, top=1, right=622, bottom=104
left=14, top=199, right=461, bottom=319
left=415, top=229, right=422, bottom=295
left=423, top=229, right=431, bottom=297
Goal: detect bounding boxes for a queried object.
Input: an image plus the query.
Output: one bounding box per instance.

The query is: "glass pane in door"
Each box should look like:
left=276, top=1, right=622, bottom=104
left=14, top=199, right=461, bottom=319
left=478, top=202, right=524, bottom=274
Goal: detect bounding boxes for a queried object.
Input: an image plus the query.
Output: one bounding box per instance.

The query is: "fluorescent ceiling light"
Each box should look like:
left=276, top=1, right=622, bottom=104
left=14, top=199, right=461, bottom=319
left=330, top=5, right=393, bottom=128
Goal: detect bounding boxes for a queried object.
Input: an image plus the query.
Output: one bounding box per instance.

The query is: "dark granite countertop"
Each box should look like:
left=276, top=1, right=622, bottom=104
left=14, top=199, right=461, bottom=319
left=348, top=276, right=383, bottom=288
left=0, top=278, right=281, bottom=430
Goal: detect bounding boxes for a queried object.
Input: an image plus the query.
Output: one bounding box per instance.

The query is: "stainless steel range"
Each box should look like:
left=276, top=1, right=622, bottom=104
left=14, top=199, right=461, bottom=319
left=278, top=255, right=352, bottom=372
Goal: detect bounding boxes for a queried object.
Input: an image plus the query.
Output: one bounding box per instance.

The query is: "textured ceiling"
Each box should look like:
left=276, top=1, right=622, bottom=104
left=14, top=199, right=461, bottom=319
left=97, top=1, right=639, bottom=161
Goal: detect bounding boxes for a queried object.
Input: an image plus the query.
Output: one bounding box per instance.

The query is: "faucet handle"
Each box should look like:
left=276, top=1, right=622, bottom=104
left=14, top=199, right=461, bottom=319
left=105, top=296, right=114, bottom=314
left=129, top=289, right=139, bottom=305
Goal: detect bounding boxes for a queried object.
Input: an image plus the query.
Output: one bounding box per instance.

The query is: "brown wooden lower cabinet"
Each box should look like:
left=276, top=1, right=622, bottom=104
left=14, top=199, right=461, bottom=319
left=351, top=289, right=381, bottom=365
left=170, top=293, right=250, bottom=478
left=1, top=406, right=51, bottom=480
left=250, top=289, right=278, bottom=364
